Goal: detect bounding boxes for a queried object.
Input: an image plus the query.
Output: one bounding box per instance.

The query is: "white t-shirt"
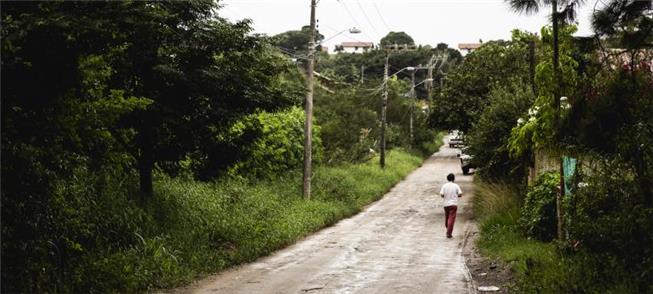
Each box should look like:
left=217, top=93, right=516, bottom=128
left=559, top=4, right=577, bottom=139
left=440, top=182, right=462, bottom=207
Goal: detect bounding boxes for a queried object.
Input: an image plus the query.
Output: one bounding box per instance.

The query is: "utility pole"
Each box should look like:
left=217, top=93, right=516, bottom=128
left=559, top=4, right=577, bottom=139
left=409, top=69, right=416, bottom=144
left=426, top=54, right=435, bottom=99
left=380, top=53, right=389, bottom=168
left=360, top=65, right=365, bottom=84
left=551, top=0, right=565, bottom=241
left=440, top=76, right=444, bottom=96
left=303, top=0, right=316, bottom=199
left=379, top=44, right=416, bottom=168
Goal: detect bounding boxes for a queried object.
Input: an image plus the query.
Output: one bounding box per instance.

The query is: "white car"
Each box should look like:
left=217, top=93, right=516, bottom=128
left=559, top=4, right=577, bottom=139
left=448, top=131, right=464, bottom=148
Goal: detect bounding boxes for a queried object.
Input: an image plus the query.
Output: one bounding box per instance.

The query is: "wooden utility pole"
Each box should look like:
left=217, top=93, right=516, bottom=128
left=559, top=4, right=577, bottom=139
left=380, top=53, right=389, bottom=168
left=379, top=44, right=416, bottom=168
left=552, top=0, right=565, bottom=241
left=409, top=69, right=416, bottom=143
left=303, top=0, right=316, bottom=199
left=426, top=54, right=435, bottom=99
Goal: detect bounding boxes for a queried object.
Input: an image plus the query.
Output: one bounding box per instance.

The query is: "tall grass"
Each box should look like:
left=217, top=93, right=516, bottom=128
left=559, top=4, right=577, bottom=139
left=473, top=180, right=576, bottom=292
left=474, top=178, right=648, bottom=293
left=79, top=149, right=424, bottom=292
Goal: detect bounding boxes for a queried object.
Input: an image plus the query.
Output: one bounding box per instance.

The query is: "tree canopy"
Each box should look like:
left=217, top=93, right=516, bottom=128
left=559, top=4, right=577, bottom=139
left=429, top=31, right=535, bottom=132
left=380, top=31, right=415, bottom=46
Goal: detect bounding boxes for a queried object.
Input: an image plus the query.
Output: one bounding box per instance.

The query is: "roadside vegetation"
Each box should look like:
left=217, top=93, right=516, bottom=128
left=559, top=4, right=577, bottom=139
left=31, top=150, right=427, bottom=292
left=1, top=1, right=447, bottom=292
left=447, top=1, right=653, bottom=292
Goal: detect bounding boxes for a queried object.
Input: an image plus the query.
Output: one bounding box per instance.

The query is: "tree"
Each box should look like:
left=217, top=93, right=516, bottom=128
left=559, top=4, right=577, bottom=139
left=104, top=2, right=301, bottom=192
left=380, top=31, right=415, bottom=46
left=592, top=0, right=653, bottom=50
left=1, top=1, right=304, bottom=291
left=317, top=44, right=461, bottom=87
left=272, top=25, right=325, bottom=55
left=507, top=0, right=585, bottom=240
left=467, top=81, right=535, bottom=181
left=429, top=36, right=532, bottom=132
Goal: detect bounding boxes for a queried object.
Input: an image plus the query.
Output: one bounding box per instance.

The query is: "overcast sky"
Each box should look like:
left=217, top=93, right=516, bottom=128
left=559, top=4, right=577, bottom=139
left=218, top=0, right=600, bottom=52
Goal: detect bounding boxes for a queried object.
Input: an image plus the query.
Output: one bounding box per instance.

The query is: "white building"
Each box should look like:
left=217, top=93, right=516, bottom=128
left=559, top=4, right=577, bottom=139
left=336, top=42, right=374, bottom=54
left=458, top=43, right=481, bottom=55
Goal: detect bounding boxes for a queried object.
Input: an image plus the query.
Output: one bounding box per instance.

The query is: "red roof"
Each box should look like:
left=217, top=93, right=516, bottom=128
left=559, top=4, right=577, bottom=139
left=341, top=42, right=374, bottom=48
left=458, top=43, right=481, bottom=50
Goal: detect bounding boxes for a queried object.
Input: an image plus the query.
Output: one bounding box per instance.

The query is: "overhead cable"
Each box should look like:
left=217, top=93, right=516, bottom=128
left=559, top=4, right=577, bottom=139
left=371, top=1, right=391, bottom=31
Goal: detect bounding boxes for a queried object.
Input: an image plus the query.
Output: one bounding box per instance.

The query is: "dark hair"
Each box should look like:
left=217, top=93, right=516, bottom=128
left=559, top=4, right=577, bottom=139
left=447, top=173, right=455, bottom=182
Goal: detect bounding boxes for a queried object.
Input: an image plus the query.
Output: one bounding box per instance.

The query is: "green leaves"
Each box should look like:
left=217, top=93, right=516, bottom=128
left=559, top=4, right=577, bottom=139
left=508, top=25, right=579, bottom=157
left=221, top=107, right=323, bottom=179
left=430, top=33, right=534, bottom=132
left=467, top=80, right=535, bottom=180
left=519, top=171, right=559, bottom=241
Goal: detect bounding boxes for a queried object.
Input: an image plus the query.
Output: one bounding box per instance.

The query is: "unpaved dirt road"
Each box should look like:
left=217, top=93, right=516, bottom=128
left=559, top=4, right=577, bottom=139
left=180, top=139, right=476, bottom=294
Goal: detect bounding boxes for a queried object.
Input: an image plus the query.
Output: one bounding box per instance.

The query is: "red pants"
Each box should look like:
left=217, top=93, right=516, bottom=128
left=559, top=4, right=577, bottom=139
left=444, top=205, right=458, bottom=237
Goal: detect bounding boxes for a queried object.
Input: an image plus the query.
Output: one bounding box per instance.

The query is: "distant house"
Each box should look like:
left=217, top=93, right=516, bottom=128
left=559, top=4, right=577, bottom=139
left=598, top=48, right=653, bottom=72
left=458, top=43, right=481, bottom=54
left=337, top=42, right=374, bottom=54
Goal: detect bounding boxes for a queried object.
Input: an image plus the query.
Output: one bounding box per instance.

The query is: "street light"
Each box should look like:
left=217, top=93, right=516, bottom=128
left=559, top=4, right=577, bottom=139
left=379, top=66, right=415, bottom=89
left=303, top=4, right=361, bottom=199
left=321, top=27, right=362, bottom=48
left=392, top=66, right=415, bottom=77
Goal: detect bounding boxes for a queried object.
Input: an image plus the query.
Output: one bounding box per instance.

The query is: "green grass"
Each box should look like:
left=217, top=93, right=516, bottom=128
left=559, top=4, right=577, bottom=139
left=86, top=149, right=425, bottom=292
left=473, top=181, right=576, bottom=293
left=473, top=181, right=648, bottom=293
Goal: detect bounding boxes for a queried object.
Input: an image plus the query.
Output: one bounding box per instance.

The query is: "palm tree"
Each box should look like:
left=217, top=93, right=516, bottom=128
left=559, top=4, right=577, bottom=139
left=506, top=0, right=585, bottom=241
left=592, top=0, right=653, bottom=50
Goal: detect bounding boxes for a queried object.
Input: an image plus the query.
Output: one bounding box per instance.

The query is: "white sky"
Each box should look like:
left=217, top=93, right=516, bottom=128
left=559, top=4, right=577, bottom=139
left=218, top=0, right=600, bottom=52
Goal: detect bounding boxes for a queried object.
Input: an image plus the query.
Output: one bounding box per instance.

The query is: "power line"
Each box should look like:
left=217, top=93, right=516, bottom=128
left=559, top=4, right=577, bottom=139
left=322, top=24, right=370, bottom=45
left=355, top=0, right=382, bottom=39
left=371, top=1, right=391, bottom=32
left=337, top=0, right=377, bottom=42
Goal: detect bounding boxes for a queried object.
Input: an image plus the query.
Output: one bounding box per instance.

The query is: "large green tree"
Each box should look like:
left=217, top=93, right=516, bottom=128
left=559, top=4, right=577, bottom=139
left=1, top=1, right=302, bottom=291
left=272, top=25, right=325, bottom=56
left=429, top=35, right=533, bottom=132
left=380, top=31, right=415, bottom=46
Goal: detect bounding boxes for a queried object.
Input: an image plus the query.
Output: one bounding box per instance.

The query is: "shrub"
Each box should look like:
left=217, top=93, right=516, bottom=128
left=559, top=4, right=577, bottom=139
left=519, top=171, right=558, bottom=241
left=467, top=80, right=534, bottom=181
left=2, top=149, right=423, bottom=292
left=222, top=107, right=323, bottom=178
left=567, top=158, right=653, bottom=292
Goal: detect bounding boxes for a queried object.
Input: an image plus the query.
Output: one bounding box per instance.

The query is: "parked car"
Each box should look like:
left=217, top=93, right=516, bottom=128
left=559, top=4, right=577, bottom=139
left=449, top=130, right=464, bottom=148
left=457, top=147, right=476, bottom=175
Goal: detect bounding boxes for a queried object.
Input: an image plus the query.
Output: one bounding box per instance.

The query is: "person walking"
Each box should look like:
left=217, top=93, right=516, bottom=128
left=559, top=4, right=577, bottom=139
left=440, top=173, right=462, bottom=238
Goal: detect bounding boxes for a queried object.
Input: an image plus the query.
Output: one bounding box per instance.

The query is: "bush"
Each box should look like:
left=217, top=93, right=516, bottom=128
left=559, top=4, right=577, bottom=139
left=314, top=87, right=379, bottom=163
left=1, top=158, right=148, bottom=293
left=519, top=171, right=558, bottom=241
left=217, top=106, right=323, bottom=179
left=567, top=158, right=653, bottom=292
left=2, top=149, right=423, bottom=292
left=467, top=81, right=534, bottom=181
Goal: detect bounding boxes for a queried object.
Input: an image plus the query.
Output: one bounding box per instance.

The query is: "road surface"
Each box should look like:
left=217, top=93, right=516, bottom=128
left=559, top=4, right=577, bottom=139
left=179, top=138, right=476, bottom=294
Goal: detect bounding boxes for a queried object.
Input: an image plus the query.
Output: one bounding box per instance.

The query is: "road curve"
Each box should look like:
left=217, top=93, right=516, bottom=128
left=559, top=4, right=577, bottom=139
left=178, top=139, right=476, bottom=294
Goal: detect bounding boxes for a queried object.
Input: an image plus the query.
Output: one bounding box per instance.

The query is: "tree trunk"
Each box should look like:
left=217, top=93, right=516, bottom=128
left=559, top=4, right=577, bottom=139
left=529, top=39, right=537, bottom=94
left=138, top=125, right=154, bottom=200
